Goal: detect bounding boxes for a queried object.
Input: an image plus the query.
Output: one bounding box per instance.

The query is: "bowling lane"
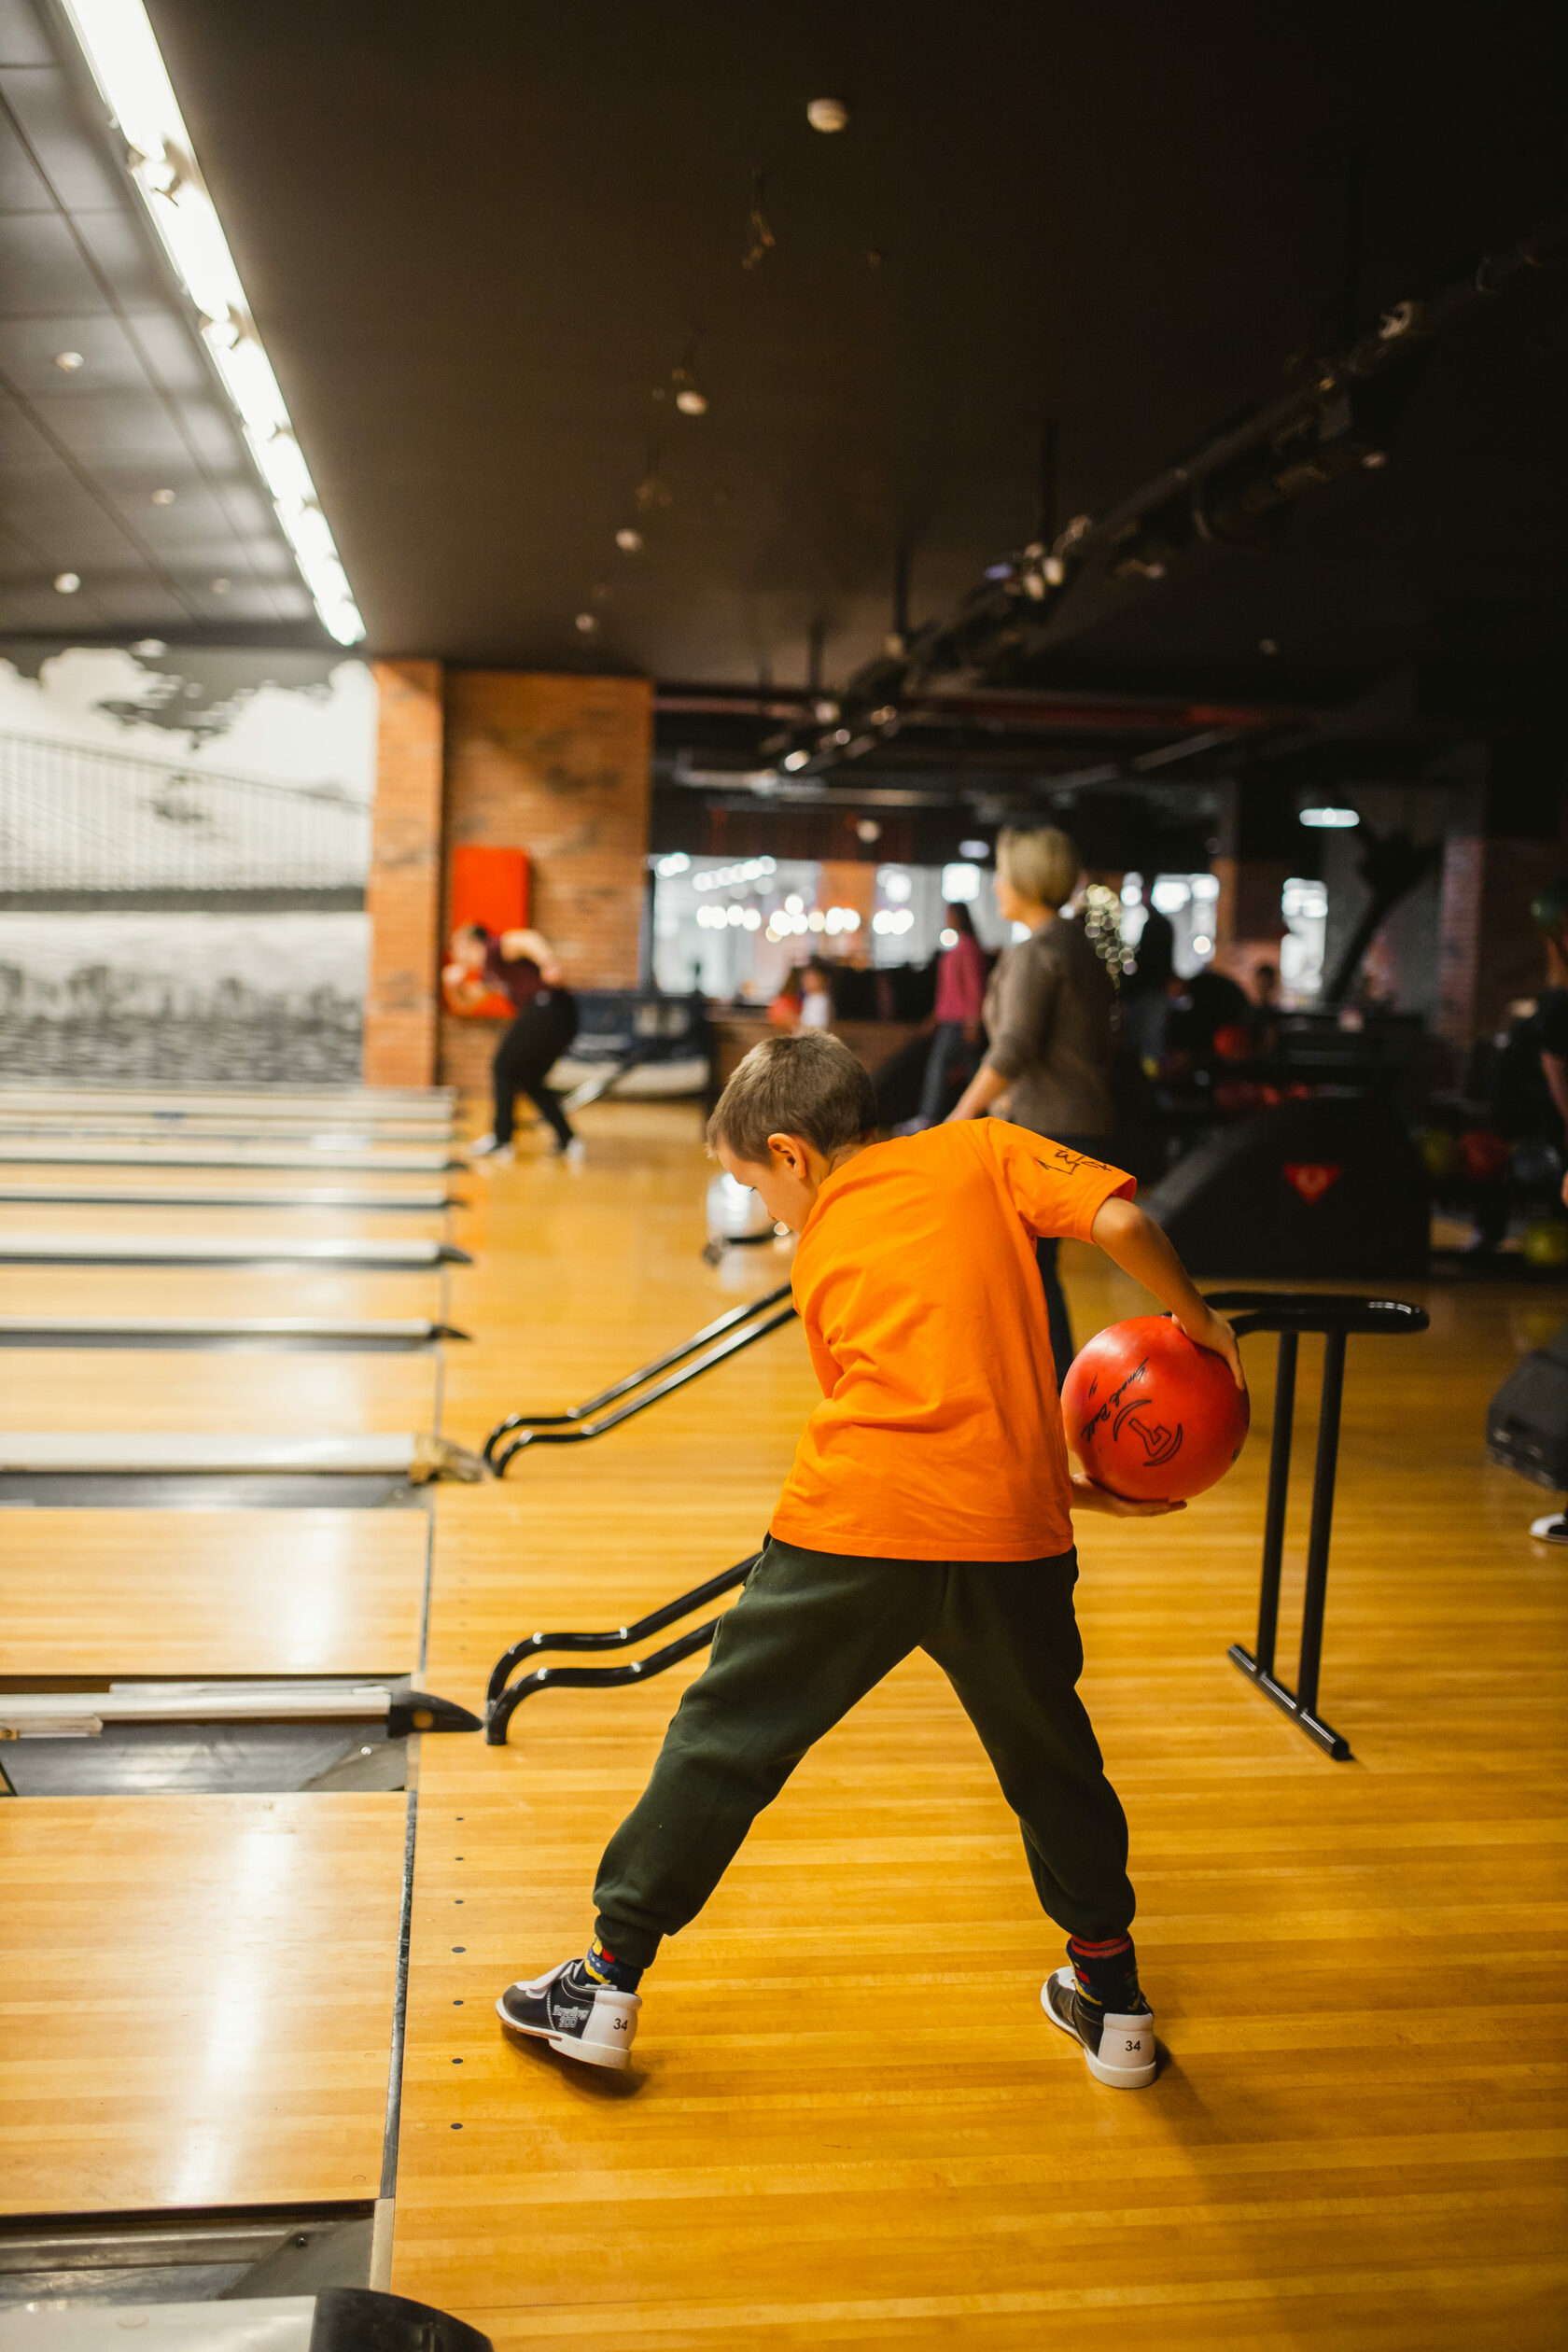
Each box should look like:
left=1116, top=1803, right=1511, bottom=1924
left=0, top=1509, right=428, bottom=1678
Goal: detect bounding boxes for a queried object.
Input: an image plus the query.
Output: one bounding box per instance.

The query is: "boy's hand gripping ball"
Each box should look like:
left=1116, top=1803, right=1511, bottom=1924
left=1062, top=1316, right=1250, bottom=1503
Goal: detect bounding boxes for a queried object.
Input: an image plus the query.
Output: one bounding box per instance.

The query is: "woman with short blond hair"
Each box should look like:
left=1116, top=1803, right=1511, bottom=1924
left=946, top=825, right=1116, bottom=1379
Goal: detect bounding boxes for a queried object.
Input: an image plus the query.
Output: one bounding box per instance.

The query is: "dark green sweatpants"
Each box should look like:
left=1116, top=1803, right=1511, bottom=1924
left=593, top=1535, right=1135, bottom=1970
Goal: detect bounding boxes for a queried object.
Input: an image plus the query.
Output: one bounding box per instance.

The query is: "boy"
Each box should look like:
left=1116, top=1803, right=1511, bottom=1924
left=497, top=1032, right=1243, bottom=2087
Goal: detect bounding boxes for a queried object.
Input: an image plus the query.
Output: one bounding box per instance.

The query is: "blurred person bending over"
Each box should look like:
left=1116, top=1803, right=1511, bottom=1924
left=445, top=922, right=581, bottom=1166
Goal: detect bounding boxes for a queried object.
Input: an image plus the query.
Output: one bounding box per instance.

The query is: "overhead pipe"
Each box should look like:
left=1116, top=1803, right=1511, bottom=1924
left=762, top=210, right=1568, bottom=784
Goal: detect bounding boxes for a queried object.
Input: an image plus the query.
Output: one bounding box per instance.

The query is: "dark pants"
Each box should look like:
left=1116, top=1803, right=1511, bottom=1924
left=594, top=1536, right=1135, bottom=1971
left=1034, top=1129, right=1113, bottom=1386
left=492, top=991, right=578, bottom=1148
left=917, top=1021, right=973, bottom=1125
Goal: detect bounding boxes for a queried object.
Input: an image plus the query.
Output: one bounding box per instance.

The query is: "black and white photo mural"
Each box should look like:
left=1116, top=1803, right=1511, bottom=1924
left=0, top=644, right=376, bottom=1083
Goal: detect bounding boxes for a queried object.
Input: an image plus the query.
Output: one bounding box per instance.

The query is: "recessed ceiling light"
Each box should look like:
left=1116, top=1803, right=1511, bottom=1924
left=54, top=351, right=85, bottom=371
left=131, top=639, right=167, bottom=657
left=806, top=97, right=849, bottom=133
left=615, top=527, right=643, bottom=553
left=1299, top=806, right=1360, bottom=829
left=781, top=749, right=811, bottom=771
left=210, top=576, right=231, bottom=593
left=150, top=487, right=175, bottom=505
left=675, top=385, right=707, bottom=416
left=53, top=571, right=81, bottom=594
left=574, top=611, right=598, bottom=634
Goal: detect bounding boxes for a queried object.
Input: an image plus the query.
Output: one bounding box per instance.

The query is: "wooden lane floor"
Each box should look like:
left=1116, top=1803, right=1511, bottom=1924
left=386, top=1105, right=1568, bottom=2349
left=0, top=1267, right=449, bottom=1326
left=0, top=1510, right=428, bottom=1679
left=0, top=1164, right=464, bottom=1200
left=0, top=1794, right=408, bottom=2214
left=0, top=1345, right=441, bottom=1435
left=0, top=1200, right=452, bottom=1241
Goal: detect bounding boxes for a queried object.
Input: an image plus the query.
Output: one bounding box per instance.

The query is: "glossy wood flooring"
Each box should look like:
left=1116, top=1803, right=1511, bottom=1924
left=386, top=1103, right=1568, bottom=2350
left=0, top=1795, right=408, bottom=2213
left=0, top=1348, right=440, bottom=1435
left=0, top=1510, right=428, bottom=1678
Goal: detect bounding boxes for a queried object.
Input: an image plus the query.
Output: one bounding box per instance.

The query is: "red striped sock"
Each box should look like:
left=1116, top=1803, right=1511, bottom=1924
left=1067, top=1933, right=1141, bottom=2010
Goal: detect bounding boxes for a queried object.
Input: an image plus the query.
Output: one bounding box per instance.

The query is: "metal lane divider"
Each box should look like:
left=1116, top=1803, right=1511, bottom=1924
left=0, top=1430, right=485, bottom=1507
left=482, top=1283, right=797, bottom=1476
left=0, top=1316, right=470, bottom=1352
left=0, top=1181, right=465, bottom=1211
left=1210, top=1289, right=1429, bottom=1759
left=0, top=1141, right=462, bottom=1172
left=0, top=1233, right=470, bottom=1268
left=484, top=1556, right=760, bottom=1744
left=0, top=1085, right=455, bottom=1119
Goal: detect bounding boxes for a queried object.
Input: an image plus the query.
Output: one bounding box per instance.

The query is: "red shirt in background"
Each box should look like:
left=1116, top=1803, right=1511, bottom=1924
left=933, top=931, right=987, bottom=1024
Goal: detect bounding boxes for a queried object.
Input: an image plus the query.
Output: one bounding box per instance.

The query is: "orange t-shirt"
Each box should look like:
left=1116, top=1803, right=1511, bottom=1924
left=769, top=1120, right=1135, bottom=1561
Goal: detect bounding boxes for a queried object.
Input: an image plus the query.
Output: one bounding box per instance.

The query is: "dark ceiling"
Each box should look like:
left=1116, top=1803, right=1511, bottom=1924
left=2, top=0, right=1564, bottom=793
left=135, top=0, right=1566, bottom=709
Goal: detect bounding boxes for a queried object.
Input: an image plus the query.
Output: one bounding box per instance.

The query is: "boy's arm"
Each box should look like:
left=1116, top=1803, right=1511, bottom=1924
left=1088, top=1197, right=1245, bottom=1389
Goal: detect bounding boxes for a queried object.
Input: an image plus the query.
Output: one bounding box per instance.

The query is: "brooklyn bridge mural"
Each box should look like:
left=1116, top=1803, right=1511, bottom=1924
left=0, top=644, right=376, bottom=1083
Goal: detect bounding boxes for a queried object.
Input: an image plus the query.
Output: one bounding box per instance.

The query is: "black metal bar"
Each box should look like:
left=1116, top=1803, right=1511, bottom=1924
left=486, top=1618, right=726, bottom=1744
left=484, top=1558, right=756, bottom=1702
left=1295, top=1330, right=1347, bottom=1720
left=1214, top=1294, right=1427, bottom=1760
left=1225, top=1645, right=1352, bottom=1760
left=1253, top=1329, right=1297, bottom=1677
left=483, top=1283, right=794, bottom=1460
left=492, top=1305, right=797, bottom=1474
left=1206, top=1291, right=1429, bottom=1340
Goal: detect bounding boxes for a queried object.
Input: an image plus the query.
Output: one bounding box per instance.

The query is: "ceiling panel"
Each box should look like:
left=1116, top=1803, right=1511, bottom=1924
left=0, top=311, right=154, bottom=390
left=0, top=0, right=319, bottom=642
left=0, top=210, right=109, bottom=311
left=0, top=61, right=123, bottom=208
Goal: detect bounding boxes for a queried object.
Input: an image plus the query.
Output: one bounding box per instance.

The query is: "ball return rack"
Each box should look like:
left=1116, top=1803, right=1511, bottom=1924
left=1210, top=1290, right=1428, bottom=1759
left=483, top=1284, right=796, bottom=1474
left=485, top=1555, right=758, bottom=1743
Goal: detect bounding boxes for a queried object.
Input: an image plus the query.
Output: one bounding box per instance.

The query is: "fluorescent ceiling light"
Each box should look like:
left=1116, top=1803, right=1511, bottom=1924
left=60, top=0, right=364, bottom=646
left=1298, top=806, right=1360, bottom=829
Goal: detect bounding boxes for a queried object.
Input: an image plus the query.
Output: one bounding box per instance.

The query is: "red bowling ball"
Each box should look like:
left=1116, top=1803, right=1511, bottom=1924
left=1061, top=1315, right=1250, bottom=1503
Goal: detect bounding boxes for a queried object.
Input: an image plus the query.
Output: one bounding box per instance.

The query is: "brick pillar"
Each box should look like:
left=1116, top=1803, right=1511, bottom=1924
left=363, top=660, right=444, bottom=1088
left=440, top=672, right=653, bottom=1090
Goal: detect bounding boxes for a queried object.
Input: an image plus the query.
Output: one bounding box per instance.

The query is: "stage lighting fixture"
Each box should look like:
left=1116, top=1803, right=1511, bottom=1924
left=60, top=0, right=364, bottom=644
left=782, top=749, right=811, bottom=771
left=807, top=98, right=849, bottom=133
left=615, top=527, right=643, bottom=552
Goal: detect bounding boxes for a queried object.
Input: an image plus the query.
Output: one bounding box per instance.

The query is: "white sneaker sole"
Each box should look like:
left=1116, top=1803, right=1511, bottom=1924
left=495, top=1993, right=633, bottom=2068
left=1042, top=1967, right=1157, bottom=2088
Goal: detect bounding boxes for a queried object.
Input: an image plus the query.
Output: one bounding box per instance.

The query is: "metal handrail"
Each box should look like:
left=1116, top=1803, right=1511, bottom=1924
left=1207, top=1291, right=1429, bottom=1340
left=483, top=1284, right=795, bottom=1470
left=485, top=1555, right=758, bottom=1743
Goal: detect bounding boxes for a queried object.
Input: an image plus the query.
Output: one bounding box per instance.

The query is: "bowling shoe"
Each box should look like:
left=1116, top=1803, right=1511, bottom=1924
left=497, top=1957, right=640, bottom=2067
left=1042, top=1967, right=1157, bottom=2087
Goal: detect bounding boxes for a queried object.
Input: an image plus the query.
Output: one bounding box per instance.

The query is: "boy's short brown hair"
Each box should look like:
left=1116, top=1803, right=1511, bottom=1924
left=707, top=1031, right=878, bottom=1164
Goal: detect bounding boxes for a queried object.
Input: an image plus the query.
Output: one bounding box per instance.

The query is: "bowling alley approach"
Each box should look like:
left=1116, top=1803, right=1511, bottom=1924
left=2, top=5, right=1566, bottom=2347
